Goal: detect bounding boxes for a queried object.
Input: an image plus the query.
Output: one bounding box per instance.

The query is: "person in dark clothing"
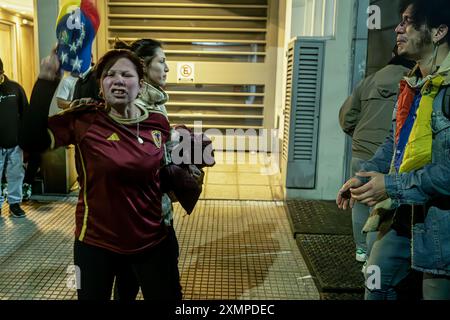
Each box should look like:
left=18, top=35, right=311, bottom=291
left=0, top=57, right=27, bottom=218
left=72, top=68, right=99, bottom=101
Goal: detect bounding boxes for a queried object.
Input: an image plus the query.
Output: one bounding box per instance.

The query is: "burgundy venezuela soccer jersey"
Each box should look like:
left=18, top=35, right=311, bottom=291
left=47, top=109, right=170, bottom=254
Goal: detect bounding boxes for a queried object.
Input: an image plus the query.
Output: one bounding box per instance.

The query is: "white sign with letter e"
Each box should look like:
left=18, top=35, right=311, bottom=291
left=177, top=62, right=195, bottom=83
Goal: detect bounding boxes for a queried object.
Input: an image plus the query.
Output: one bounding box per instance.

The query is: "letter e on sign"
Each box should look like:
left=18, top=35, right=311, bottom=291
left=177, top=62, right=195, bottom=83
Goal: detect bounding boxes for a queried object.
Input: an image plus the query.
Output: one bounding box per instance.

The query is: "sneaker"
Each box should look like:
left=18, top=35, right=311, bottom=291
left=10, top=203, right=26, bottom=218
left=22, top=183, right=32, bottom=201
left=355, top=248, right=368, bottom=262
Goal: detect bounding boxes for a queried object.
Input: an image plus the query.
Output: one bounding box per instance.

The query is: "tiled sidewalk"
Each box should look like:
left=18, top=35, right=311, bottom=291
left=0, top=199, right=319, bottom=300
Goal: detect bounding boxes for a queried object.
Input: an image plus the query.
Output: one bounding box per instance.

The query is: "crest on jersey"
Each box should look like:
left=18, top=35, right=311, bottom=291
left=151, top=130, right=162, bottom=148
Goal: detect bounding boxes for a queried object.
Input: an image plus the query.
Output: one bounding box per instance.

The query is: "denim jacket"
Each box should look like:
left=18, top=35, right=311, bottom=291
left=360, top=52, right=450, bottom=275
left=411, top=87, right=450, bottom=275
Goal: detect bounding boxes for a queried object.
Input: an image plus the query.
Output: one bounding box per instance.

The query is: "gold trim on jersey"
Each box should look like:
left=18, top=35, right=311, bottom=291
left=77, top=144, right=90, bottom=241
left=108, top=103, right=149, bottom=125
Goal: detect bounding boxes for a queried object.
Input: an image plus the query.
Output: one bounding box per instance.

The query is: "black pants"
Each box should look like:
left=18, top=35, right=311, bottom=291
left=113, top=226, right=182, bottom=300
left=23, top=152, right=41, bottom=185
left=74, top=233, right=182, bottom=300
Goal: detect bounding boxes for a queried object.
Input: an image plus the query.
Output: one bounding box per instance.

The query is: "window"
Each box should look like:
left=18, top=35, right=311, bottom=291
left=291, top=0, right=336, bottom=37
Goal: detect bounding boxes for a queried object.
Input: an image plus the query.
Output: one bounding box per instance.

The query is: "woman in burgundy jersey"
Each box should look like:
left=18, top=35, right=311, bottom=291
left=112, top=39, right=183, bottom=301
left=20, top=49, right=181, bottom=300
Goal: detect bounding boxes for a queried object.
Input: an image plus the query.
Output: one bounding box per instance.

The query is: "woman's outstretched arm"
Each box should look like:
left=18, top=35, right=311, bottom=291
left=19, top=52, right=61, bottom=152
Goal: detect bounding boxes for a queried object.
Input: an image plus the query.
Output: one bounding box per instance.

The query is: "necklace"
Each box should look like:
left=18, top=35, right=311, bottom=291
left=116, top=121, right=144, bottom=144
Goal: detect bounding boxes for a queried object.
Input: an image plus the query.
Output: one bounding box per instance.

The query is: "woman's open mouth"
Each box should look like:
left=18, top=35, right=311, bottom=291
left=111, top=88, right=127, bottom=98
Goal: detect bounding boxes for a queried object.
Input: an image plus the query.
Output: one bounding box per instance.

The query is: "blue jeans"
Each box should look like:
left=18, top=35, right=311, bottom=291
left=351, top=157, right=371, bottom=252
left=366, top=231, right=378, bottom=257
left=364, top=229, right=411, bottom=300
left=0, top=146, right=25, bottom=206
left=423, top=273, right=450, bottom=300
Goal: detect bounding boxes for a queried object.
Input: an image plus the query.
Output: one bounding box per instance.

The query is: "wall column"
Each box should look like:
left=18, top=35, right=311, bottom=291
left=34, top=0, right=59, bottom=69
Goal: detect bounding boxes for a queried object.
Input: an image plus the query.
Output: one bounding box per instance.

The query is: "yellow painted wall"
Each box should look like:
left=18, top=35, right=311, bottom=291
left=18, top=24, right=35, bottom=98
left=0, top=22, right=15, bottom=78
left=0, top=9, right=35, bottom=98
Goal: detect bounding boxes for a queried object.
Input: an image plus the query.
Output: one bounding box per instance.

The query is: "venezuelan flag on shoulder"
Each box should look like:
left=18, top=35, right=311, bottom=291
left=55, top=0, right=100, bottom=76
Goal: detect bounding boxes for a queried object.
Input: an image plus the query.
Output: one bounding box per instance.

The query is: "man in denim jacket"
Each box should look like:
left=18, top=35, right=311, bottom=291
left=337, top=0, right=450, bottom=300
left=339, top=50, right=414, bottom=264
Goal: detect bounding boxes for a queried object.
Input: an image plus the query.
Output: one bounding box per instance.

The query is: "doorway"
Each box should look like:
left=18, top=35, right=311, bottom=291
left=0, top=21, right=15, bottom=79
